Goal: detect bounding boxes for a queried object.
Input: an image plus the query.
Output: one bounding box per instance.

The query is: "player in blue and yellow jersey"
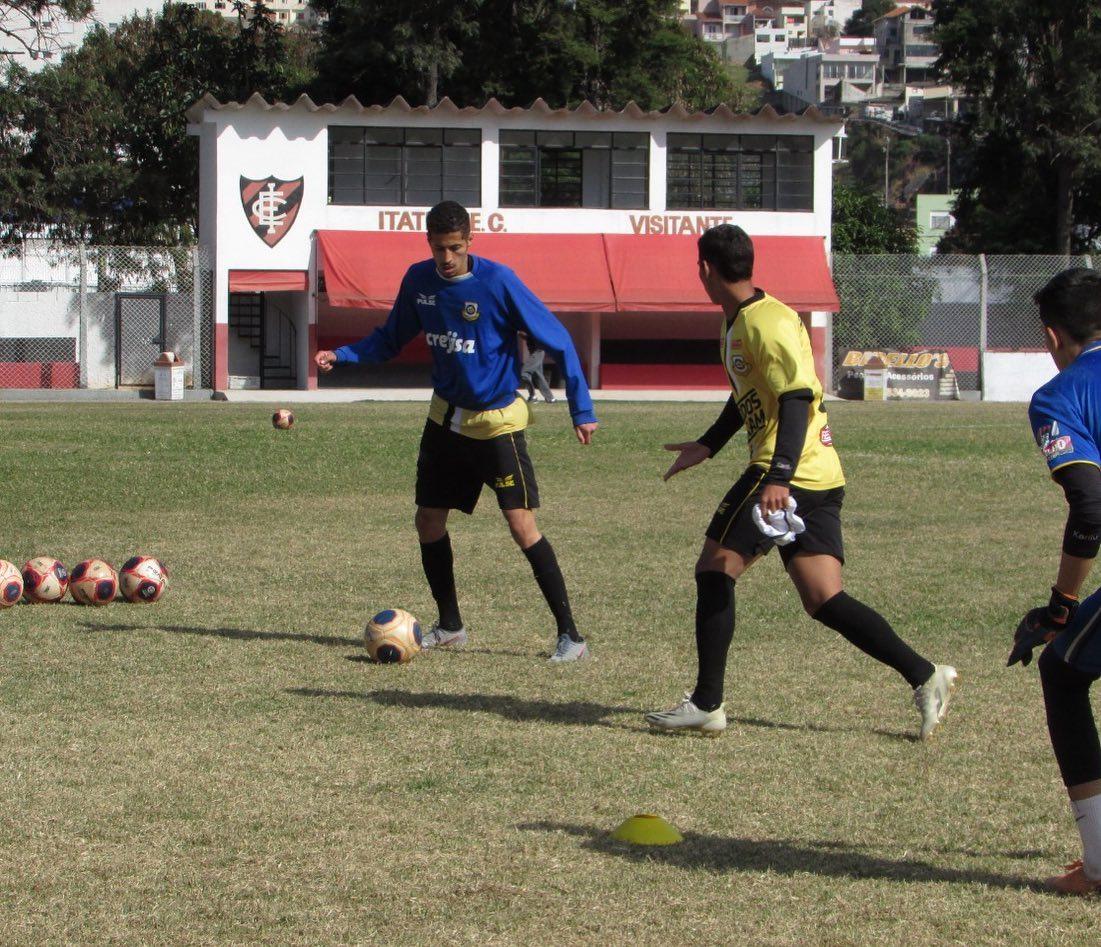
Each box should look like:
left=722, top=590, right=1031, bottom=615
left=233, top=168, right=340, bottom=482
left=645, top=224, right=957, bottom=739
left=1010, top=268, right=1101, bottom=894
left=315, top=202, right=598, bottom=662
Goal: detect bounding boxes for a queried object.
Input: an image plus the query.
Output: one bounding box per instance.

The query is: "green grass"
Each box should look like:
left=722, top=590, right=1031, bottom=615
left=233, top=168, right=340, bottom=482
left=1, top=400, right=1099, bottom=945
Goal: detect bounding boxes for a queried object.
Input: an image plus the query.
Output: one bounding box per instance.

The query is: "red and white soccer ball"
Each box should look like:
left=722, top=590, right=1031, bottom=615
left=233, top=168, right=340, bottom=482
left=0, top=560, right=23, bottom=608
left=119, top=555, right=169, bottom=603
left=364, top=608, right=423, bottom=664
left=21, top=556, right=69, bottom=603
left=69, top=558, right=119, bottom=606
left=272, top=408, right=294, bottom=430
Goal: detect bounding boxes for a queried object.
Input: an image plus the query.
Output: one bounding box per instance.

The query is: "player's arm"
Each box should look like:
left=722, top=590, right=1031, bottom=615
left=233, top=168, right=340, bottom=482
left=1010, top=391, right=1101, bottom=666
left=663, top=397, right=743, bottom=481
left=746, top=316, right=816, bottom=514
left=501, top=274, right=598, bottom=442
left=314, top=274, right=421, bottom=371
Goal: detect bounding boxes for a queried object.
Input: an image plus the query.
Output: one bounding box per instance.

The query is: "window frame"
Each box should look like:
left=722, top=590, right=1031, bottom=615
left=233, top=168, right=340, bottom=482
left=327, top=125, right=482, bottom=207
left=498, top=129, right=650, bottom=210
left=665, top=133, right=815, bottom=212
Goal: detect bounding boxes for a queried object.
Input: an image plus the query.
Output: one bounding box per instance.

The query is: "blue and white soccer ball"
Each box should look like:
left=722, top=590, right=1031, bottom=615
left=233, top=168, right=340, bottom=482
left=364, top=608, right=422, bottom=664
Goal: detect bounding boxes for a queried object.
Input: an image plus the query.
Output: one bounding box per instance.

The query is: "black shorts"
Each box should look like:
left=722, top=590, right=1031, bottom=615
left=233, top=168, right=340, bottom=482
left=415, top=419, right=540, bottom=514
left=705, top=466, right=845, bottom=566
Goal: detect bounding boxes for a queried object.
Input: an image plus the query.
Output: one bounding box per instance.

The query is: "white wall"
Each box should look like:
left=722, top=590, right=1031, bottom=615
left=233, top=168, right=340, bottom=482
left=982, top=352, right=1057, bottom=402
left=193, top=104, right=841, bottom=333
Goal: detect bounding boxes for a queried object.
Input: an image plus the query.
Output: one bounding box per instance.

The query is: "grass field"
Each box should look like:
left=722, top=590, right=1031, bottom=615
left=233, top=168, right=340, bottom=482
left=2, top=399, right=1100, bottom=945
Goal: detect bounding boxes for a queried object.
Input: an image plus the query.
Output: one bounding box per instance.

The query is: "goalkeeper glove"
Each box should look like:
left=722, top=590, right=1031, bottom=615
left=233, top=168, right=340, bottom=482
left=751, top=497, right=806, bottom=547
left=1007, top=587, right=1079, bottom=667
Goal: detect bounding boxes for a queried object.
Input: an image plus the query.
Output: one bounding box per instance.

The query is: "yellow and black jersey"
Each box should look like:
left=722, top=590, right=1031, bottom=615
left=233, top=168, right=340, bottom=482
left=720, top=290, right=845, bottom=490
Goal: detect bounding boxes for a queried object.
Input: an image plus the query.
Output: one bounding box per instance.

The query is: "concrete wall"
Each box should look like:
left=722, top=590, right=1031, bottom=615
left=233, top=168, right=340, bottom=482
left=982, top=352, right=1057, bottom=402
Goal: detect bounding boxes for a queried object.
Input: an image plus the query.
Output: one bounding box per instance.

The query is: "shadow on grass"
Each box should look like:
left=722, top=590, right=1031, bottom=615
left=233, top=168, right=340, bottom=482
left=286, top=687, right=638, bottom=728
left=732, top=716, right=918, bottom=744
left=79, top=621, right=360, bottom=648
left=517, top=821, right=1041, bottom=891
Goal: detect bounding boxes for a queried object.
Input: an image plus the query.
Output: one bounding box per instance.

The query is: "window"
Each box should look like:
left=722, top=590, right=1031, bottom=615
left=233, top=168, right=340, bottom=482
left=929, top=211, right=954, bottom=231
left=328, top=126, right=481, bottom=206
left=666, top=134, right=814, bottom=211
left=499, top=130, right=648, bottom=209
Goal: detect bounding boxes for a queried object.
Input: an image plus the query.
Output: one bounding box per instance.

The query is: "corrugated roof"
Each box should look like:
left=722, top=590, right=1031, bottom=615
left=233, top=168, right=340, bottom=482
left=185, top=93, right=841, bottom=126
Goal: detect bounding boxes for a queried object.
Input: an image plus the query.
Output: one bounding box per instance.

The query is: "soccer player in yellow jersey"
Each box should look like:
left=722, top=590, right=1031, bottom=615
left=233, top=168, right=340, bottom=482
left=645, top=224, right=958, bottom=740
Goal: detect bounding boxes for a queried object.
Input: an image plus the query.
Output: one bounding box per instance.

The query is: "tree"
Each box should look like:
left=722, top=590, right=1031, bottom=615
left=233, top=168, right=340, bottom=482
left=843, top=0, right=892, bottom=37
left=1, top=0, right=93, bottom=62
left=0, top=2, right=315, bottom=244
left=832, top=186, right=926, bottom=354
left=832, top=183, right=918, bottom=253
left=934, top=0, right=1101, bottom=253
left=311, top=0, right=739, bottom=111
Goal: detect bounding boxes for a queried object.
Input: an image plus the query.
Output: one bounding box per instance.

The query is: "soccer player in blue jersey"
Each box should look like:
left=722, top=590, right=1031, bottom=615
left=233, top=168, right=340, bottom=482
left=314, top=201, right=598, bottom=662
left=1011, top=267, right=1101, bottom=894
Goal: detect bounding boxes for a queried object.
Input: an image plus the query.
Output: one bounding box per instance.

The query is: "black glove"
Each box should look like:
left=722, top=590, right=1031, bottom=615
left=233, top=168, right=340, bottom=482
left=1007, top=587, right=1079, bottom=667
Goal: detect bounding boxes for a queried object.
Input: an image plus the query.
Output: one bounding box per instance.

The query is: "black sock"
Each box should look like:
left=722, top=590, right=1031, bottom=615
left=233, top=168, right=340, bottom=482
left=522, top=536, right=580, bottom=642
left=691, top=571, right=735, bottom=712
left=813, top=591, right=934, bottom=689
left=1040, top=646, right=1101, bottom=787
left=420, top=534, right=462, bottom=630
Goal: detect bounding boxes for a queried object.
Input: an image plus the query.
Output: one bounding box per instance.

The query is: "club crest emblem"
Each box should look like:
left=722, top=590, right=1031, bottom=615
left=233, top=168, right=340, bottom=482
left=729, top=354, right=751, bottom=376
left=240, top=176, right=304, bottom=247
left=462, top=301, right=480, bottom=322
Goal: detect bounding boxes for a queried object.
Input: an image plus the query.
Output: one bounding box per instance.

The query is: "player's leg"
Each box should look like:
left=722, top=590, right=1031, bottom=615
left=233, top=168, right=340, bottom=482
left=414, top=421, right=482, bottom=649
left=646, top=469, right=768, bottom=735
left=534, top=370, right=555, bottom=403
left=781, top=488, right=956, bottom=740
left=486, top=431, right=586, bottom=661
left=1039, top=591, right=1101, bottom=893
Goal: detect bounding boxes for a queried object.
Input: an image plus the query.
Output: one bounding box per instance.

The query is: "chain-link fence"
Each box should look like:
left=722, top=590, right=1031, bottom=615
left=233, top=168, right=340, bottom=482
left=831, top=253, right=1095, bottom=396
left=0, top=242, right=213, bottom=390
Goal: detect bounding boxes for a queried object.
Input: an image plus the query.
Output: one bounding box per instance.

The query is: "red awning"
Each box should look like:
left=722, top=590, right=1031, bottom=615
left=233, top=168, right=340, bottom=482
left=228, top=270, right=308, bottom=293
left=317, top=231, right=616, bottom=312
left=602, top=234, right=840, bottom=312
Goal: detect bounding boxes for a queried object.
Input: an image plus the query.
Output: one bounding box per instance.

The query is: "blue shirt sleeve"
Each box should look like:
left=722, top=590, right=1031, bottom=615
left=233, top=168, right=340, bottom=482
left=334, top=272, right=421, bottom=365
left=499, top=269, right=598, bottom=426
left=1029, top=383, right=1101, bottom=473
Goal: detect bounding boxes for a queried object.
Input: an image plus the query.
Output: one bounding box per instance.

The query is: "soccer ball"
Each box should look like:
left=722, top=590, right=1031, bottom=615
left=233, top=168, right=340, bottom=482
left=272, top=408, right=294, bottom=430
left=69, top=558, right=119, bottom=606
left=22, top=557, right=69, bottom=603
left=119, top=555, right=169, bottom=603
left=0, top=560, right=23, bottom=608
left=364, top=608, right=422, bottom=664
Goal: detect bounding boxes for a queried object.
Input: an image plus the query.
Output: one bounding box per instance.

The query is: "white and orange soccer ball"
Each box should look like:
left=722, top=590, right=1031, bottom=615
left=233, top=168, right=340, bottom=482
left=364, top=608, right=423, bottom=664
left=69, top=558, right=119, bottom=606
left=0, top=560, right=23, bottom=608
left=119, top=555, right=169, bottom=603
left=272, top=408, right=294, bottom=430
left=22, top=557, right=69, bottom=603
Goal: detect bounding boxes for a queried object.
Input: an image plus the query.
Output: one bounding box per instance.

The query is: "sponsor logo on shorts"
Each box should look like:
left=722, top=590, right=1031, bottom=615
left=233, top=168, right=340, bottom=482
left=716, top=502, right=729, bottom=515
left=462, top=301, right=480, bottom=322
left=425, top=331, right=476, bottom=354
left=494, top=474, right=515, bottom=489
left=820, top=425, right=833, bottom=446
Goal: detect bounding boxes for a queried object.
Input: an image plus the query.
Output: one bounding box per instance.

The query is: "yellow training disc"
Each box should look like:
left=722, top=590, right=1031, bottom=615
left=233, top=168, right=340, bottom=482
left=610, top=814, right=684, bottom=846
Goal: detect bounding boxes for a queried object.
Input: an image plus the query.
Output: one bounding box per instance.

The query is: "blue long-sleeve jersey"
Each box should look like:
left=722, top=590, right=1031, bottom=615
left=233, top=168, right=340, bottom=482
left=1029, top=341, right=1101, bottom=474
left=334, top=256, right=597, bottom=426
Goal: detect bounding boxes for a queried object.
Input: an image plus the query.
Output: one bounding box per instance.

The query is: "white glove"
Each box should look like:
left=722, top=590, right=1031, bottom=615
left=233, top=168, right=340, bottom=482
left=752, top=496, right=806, bottom=546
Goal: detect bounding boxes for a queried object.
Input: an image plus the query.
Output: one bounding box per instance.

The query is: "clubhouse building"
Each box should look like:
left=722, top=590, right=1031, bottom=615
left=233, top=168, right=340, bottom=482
left=186, top=94, right=842, bottom=391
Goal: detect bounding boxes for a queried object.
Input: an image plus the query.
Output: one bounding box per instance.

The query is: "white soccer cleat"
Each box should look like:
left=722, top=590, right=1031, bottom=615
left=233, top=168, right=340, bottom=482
left=913, top=664, right=959, bottom=741
left=549, top=633, right=589, bottom=663
left=645, top=692, right=727, bottom=736
left=420, top=623, right=468, bottom=650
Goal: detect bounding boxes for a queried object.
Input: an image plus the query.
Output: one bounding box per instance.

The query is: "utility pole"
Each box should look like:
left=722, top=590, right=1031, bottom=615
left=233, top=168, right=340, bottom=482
left=946, top=135, right=952, bottom=193
left=883, top=135, right=890, bottom=205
